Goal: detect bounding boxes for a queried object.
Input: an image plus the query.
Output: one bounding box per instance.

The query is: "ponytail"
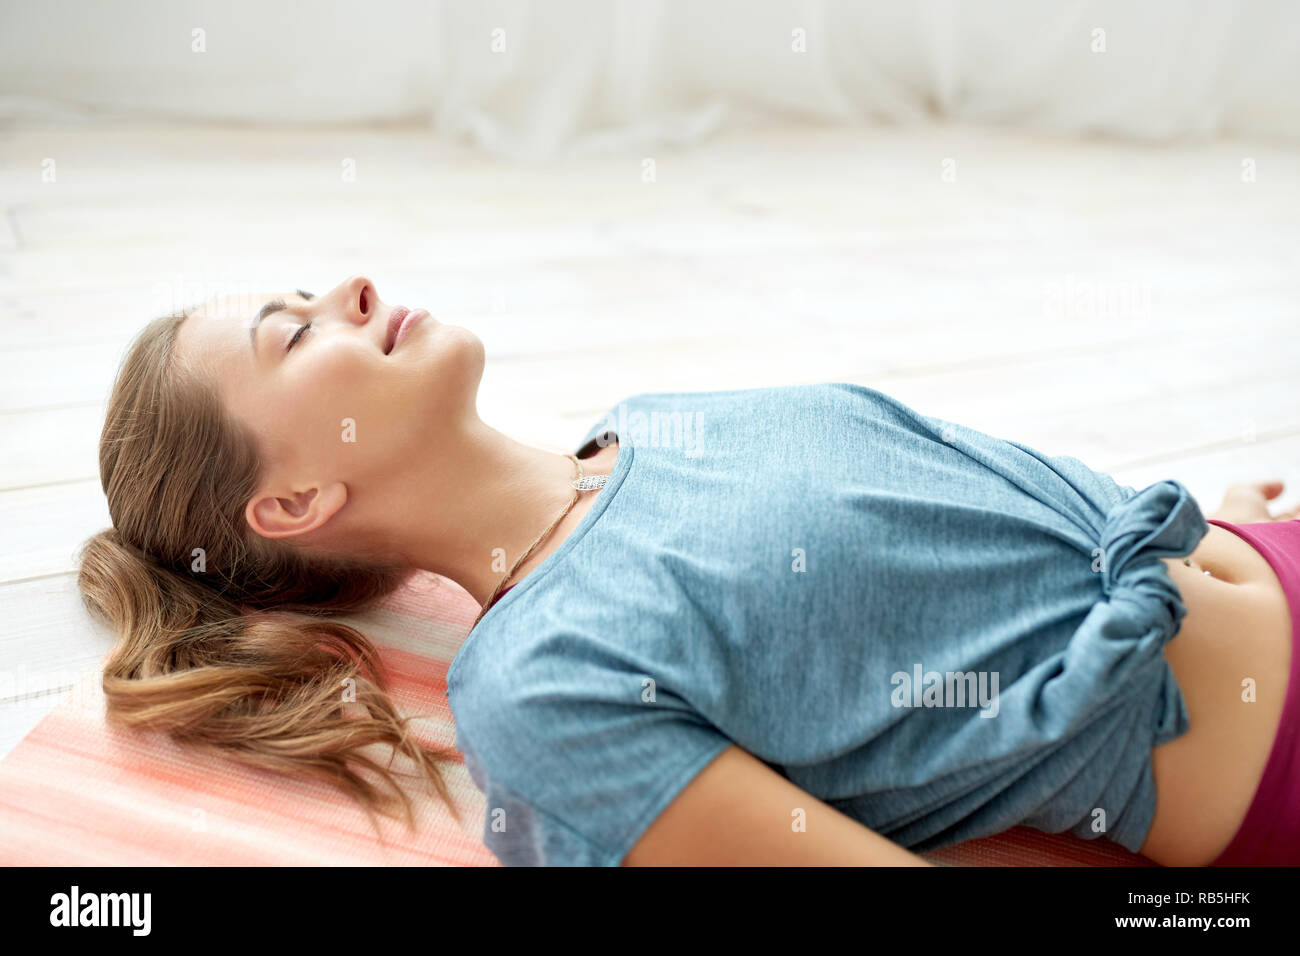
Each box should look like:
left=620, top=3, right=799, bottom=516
left=78, top=310, right=464, bottom=842
left=77, top=528, right=463, bottom=839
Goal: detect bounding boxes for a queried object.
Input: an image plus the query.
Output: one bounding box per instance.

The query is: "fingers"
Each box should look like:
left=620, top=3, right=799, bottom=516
left=1216, top=480, right=1295, bottom=522
left=1224, top=479, right=1284, bottom=502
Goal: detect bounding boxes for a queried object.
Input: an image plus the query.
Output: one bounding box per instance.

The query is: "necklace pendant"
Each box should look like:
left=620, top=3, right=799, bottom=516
left=572, top=474, right=608, bottom=491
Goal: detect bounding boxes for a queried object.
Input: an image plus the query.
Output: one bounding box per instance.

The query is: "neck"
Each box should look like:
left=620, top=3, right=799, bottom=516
left=387, top=417, right=597, bottom=608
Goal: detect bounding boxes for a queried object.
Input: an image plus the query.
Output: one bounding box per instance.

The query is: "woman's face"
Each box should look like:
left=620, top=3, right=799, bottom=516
left=172, top=275, right=485, bottom=543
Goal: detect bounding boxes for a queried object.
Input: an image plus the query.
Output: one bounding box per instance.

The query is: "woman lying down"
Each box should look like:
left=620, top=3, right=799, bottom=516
left=78, top=275, right=1299, bottom=867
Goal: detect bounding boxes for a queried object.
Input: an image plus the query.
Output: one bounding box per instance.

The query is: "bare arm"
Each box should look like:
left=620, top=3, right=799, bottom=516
left=622, top=743, right=934, bottom=866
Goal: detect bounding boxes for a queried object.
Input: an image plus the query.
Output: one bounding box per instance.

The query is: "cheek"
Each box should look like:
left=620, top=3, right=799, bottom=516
left=276, top=344, right=386, bottom=467
left=282, top=328, right=483, bottom=469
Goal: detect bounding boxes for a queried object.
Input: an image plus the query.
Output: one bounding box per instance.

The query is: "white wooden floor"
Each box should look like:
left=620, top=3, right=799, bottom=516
left=2, top=120, right=1298, bottom=759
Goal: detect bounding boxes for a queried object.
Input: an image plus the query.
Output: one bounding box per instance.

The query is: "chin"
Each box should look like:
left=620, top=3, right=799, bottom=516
left=430, top=323, right=486, bottom=417
left=445, top=322, right=485, bottom=376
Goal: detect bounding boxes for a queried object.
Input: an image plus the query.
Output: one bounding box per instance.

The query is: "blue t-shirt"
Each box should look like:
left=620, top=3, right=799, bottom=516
left=445, top=382, right=1207, bottom=866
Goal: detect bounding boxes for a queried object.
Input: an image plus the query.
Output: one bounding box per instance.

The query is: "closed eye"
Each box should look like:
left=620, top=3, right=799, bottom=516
left=285, top=290, right=316, bottom=350
left=287, top=320, right=312, bottom=351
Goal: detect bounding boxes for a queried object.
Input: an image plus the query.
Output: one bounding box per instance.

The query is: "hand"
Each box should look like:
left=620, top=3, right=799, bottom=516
left=1209, top=480, right=1300, bottom=523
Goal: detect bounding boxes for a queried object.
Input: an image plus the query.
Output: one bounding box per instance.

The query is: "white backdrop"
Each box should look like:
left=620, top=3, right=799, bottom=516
left=1, top=0, right=1297, bottom=161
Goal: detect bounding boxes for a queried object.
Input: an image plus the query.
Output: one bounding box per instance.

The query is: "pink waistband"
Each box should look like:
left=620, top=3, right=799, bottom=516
left=1203, top=518, right=1300, bottom=866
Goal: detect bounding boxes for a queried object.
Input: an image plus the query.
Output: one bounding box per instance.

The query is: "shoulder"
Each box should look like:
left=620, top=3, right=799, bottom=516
left=448, top=622, right=706, bottom=759
left=448, top=638, right=734, bottom=865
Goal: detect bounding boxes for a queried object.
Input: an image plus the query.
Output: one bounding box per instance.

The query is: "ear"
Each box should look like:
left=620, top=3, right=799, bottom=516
left=245, top=481, right=348, bottom=540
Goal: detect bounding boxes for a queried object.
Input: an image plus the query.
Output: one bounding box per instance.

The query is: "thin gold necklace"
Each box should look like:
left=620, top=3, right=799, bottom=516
left=471, top=452, right=608, bottom=629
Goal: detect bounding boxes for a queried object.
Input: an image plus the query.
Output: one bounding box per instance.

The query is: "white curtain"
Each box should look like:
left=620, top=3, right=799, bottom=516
left=1, top=0, right=1296, bottom=161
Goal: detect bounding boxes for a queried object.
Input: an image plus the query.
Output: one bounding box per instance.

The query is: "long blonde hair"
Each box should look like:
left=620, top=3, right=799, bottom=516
left=76, top=309, right=462, bottom=838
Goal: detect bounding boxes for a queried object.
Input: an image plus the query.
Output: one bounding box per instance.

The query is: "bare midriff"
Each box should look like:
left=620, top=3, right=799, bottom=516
left=1138, top=523, right=1292, bottom=865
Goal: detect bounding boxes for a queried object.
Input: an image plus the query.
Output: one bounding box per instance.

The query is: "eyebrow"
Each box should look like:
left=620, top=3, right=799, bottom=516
left=249, top=290, right=315, bottom=353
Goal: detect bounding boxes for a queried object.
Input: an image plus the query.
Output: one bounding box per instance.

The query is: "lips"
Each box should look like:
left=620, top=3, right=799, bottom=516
left=384, top=307, right=409, bottom=354
left=385, top=306, right=430, bottom=354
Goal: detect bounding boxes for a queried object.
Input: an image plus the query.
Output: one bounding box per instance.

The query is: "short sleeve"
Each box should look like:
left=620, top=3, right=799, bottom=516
left=458, top=743, right=610, bottom=866
left=449, top=660, right=733, bottom=867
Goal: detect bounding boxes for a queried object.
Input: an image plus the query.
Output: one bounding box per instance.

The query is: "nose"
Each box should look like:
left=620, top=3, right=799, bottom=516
left=339, top=275, right=377, bottom=325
